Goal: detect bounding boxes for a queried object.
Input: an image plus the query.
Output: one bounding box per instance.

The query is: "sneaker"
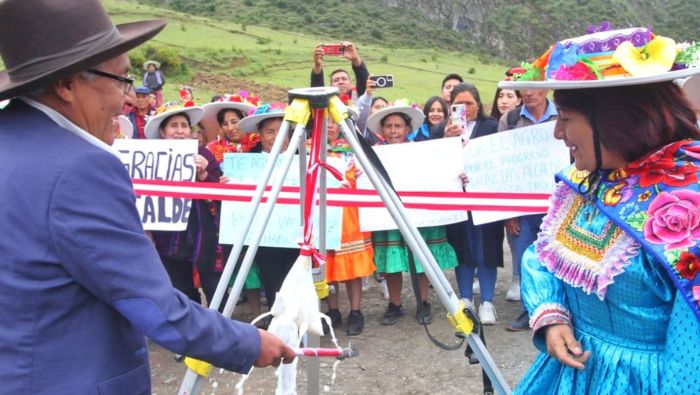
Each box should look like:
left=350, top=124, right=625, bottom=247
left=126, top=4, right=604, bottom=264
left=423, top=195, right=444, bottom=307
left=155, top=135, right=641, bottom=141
left=322, top=308, right=342, bottom=335
left=416, top=301, right=433, bottom=325
left=506, top=279, right=521, bottom=302
left=461, top=298, right=475, bottom=312
left=479, top=301, right=498, bottom=325
left=506, top=311, right=531, bottom=332
left=381, top=303, right=404, bottom=325
left=346, top=310, right=364, bottom=336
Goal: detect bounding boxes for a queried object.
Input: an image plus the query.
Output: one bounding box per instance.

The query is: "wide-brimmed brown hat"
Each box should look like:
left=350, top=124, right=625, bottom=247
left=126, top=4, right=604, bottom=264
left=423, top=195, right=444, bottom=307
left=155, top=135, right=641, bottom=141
left=0, top=0, right=166, bottom=101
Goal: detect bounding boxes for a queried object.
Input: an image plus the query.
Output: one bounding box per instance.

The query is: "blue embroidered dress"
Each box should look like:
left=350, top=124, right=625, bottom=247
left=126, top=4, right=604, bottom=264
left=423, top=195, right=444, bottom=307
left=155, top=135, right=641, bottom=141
left=516, top=140, right=700, bottom=394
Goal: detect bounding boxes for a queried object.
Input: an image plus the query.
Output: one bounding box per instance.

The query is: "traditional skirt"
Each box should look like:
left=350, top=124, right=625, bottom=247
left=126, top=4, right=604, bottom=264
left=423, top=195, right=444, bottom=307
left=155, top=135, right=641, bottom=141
left=373, top=226, right=457, bottom=274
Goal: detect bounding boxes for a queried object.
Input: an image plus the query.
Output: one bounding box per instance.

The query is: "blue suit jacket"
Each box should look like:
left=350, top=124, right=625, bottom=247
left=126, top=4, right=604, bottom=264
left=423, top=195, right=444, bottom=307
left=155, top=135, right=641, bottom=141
left=0, top=101, right=260, bottom=394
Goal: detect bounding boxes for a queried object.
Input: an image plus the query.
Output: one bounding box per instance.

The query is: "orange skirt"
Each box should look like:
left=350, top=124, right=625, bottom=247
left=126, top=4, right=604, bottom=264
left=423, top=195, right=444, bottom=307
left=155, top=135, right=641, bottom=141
left=325, top=205, right=375, bottom=282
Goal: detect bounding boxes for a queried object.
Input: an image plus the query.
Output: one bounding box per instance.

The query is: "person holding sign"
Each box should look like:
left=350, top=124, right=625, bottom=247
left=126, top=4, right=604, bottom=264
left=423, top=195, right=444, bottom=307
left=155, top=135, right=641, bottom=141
left=502, top=28, right=700, bottom=394
left=203, top=95, right=265, bottom=320
left=443, top=82, right=505, bottom=325
left=319, top=117, right=376, bottom=336
left=238, top=103, right=300, bottom=309
left=366, top=104, right=458, bottom=325
left=146, top=102, right=238, bottom=310
left=0, top=1, right=293, bottom=393
left=498, top=83, right=558, bottom=332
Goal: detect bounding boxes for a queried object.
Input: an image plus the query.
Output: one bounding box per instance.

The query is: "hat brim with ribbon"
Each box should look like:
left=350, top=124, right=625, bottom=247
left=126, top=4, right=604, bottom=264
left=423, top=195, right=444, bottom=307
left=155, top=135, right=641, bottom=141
left=238, top=103, right=288, bottom=133
left=499, top=27, right=700, bottom=91
left=0, top=20, right=166, bottom=101
left=144, top=106, right=205, bottom=139
left=202, top=101, right=256, bottom=127
left=366, top=106, right=424, bottom=134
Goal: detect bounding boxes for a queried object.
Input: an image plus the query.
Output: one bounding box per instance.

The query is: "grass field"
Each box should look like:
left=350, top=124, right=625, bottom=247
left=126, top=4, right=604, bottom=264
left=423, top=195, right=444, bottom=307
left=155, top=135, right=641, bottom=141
left=3, top=0, right=509, bottom=108
left=105, top=0, right=509, bottom=107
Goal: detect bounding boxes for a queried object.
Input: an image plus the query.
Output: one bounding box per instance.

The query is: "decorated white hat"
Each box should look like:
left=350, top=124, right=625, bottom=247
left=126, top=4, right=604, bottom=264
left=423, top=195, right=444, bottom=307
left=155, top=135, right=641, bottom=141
left=144, top=101, right=204, bottom=139
left=500, top=25, right=700, bottom=90
left=366, top=99, right=424, bottom=133
left=238, top=102, right=287, bottom=133
left=202, top=92, right=259, bottom=126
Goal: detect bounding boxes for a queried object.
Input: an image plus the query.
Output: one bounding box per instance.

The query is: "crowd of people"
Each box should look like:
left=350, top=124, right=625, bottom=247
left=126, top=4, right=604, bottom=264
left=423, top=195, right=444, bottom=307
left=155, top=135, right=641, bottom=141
left=2, top=1, right=700, bottom=393
left=115, top=40, right=545, bottom=337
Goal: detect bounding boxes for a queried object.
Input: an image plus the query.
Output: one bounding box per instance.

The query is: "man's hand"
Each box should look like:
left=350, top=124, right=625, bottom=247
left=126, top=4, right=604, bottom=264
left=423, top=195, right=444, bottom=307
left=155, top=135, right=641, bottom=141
left=254, top=329, right=296, bottom=368
left=544, top=324, right=590, bottom=369
left=313, top=45, right=324, bottom=74
left=365, top=77, right=377, bottom=97
left=341, top=41, right=361, bottom=67
left=505, top=218, right=520, bottom=235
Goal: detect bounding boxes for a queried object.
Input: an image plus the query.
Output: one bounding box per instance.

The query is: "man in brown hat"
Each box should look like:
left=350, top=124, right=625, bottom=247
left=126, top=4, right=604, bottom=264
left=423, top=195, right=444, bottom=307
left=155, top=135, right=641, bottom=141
left=0, top=1, right=293, bottom=393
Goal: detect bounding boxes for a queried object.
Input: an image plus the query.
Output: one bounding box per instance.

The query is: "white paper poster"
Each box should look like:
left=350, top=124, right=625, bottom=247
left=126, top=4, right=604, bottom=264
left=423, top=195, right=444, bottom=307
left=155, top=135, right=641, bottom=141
left=113, top=139, right=197, bottom=231
left=219, top=153, right=344, bottom=249
left=463, top=121, right=569, bottom=224
left=357, top=138, right=468, bottom=231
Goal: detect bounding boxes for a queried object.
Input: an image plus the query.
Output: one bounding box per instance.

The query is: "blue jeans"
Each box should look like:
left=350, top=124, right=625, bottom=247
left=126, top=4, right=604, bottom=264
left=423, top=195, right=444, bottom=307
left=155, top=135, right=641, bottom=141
left=507, top=214, right=544, bottom=312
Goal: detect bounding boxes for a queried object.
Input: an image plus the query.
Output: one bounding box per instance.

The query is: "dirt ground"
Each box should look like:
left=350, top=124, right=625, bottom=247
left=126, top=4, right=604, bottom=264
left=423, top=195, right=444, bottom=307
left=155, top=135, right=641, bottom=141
left=150, top=241, right=537, bottom=395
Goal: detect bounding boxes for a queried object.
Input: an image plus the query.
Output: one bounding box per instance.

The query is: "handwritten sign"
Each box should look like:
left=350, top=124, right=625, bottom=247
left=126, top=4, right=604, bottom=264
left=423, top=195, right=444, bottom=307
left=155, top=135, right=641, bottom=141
left=219, top=153, right=344, bottom=249
left=463, top=121, right=569, bottom=224
left=113, top=139, right=197, bottom=231
left=356, top=138, right=468, bottom=231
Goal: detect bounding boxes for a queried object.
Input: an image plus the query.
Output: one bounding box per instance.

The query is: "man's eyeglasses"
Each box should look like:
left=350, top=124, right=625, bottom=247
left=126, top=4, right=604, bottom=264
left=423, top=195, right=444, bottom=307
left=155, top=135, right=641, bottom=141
left=86, top=69, right=134, bottom=94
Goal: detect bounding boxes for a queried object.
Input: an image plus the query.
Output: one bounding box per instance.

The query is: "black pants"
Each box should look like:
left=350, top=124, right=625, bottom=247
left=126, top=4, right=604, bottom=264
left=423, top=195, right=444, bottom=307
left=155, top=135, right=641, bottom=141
left=160, top=255, right=227, bottom=311
left=255, top=247, right=298, bottom=307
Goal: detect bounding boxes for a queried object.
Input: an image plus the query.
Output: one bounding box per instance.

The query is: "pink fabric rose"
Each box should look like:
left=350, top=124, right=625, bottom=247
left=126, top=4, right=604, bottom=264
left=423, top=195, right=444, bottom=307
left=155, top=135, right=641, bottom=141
left=643, top=190, right=700, bottom=250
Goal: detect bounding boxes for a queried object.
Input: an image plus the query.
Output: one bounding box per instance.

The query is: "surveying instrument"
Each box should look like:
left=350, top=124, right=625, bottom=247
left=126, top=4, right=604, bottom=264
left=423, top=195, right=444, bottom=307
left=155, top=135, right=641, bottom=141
left=177, top=87, right=512, bottom=395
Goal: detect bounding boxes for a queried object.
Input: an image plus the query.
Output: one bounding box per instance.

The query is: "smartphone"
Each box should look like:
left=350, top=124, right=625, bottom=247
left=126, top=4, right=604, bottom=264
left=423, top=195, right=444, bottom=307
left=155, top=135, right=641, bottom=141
left=368, top=75, right=394, bottom=89
left=321, top=44, right=345, bottom=56
left=451, top=104, right=467, bottom=130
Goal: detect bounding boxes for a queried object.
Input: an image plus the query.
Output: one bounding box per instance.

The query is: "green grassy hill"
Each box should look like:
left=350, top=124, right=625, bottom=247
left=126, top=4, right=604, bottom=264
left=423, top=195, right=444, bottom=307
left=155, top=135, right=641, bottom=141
left=104, top=0, right=507, bottom=107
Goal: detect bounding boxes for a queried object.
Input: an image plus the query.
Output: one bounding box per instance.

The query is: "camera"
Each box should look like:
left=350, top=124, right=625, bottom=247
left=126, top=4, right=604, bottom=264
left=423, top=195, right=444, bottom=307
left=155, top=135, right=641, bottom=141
left=369, top=75, right=394, bottom=89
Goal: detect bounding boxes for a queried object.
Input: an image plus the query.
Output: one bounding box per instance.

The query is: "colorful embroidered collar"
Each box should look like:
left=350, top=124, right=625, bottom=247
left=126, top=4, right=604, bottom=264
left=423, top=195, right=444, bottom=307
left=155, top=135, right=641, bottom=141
left=558, top=139, right=700, bottom=322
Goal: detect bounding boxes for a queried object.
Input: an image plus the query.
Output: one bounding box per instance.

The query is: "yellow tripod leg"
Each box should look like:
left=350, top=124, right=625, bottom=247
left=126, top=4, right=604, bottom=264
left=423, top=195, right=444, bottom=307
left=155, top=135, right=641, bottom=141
left=446, top=300, right=475, bottom=337
left=183, top=357, right=213, bottom=378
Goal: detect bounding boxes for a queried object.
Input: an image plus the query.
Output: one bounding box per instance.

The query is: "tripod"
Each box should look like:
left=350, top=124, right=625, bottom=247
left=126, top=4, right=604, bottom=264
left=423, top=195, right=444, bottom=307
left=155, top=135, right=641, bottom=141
left=177, top=87, right=512, bottom=395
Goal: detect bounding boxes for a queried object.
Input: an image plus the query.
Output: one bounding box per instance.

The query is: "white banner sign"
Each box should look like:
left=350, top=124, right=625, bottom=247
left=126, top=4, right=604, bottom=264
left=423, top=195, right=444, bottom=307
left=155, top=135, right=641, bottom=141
left=113, top=139, right=197, bottom=231
left=357, top=138, right=468, bottom=231
left=219, top=153, right=344, bottom=249
left=463, top=121, right=568, bottom=224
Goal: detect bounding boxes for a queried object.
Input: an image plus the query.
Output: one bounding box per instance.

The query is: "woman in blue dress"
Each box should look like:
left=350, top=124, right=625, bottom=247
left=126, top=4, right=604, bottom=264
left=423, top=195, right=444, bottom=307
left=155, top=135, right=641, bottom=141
left=500, top=28, right=700, bottom=394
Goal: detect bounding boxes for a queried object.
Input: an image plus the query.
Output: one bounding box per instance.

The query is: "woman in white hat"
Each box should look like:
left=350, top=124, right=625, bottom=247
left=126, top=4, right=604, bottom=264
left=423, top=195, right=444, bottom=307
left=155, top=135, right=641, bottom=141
left=202, top=94, right=259, bottom=163
left=145, top=103, right=234, bottom=308
left=366, top=104, right=458, bottom=326
left=501, top=28, right=700, bottom=394
left=143, top=60, right=165, bottom=107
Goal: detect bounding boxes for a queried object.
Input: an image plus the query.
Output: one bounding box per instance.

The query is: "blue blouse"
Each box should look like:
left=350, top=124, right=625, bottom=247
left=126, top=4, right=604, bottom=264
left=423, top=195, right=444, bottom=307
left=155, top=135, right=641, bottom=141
left=515, top=184, right=700, bottom=394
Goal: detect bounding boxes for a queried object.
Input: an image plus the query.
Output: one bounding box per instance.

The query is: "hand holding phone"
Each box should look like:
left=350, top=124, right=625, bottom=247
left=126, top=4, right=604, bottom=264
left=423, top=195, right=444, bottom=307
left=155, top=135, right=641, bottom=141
left=321, top=44, right=345, bottom=56
left=451, top=104, right=467, bottom=130
left=368, top=75, right=394, bottom=89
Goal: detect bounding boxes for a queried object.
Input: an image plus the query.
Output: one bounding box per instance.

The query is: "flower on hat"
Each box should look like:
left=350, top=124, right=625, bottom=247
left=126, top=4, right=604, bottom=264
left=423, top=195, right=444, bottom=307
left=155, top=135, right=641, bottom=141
left=247, top=102, right=286, bottom=117
left=547, top=42, right=580, bottom=79
left=220, top=91, right=260, bottom=107
left=552, top=59, right=601, bottom=81
left=613, top=36, right=677, bottom=76
left=675, top=42, right=700, bottom=68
